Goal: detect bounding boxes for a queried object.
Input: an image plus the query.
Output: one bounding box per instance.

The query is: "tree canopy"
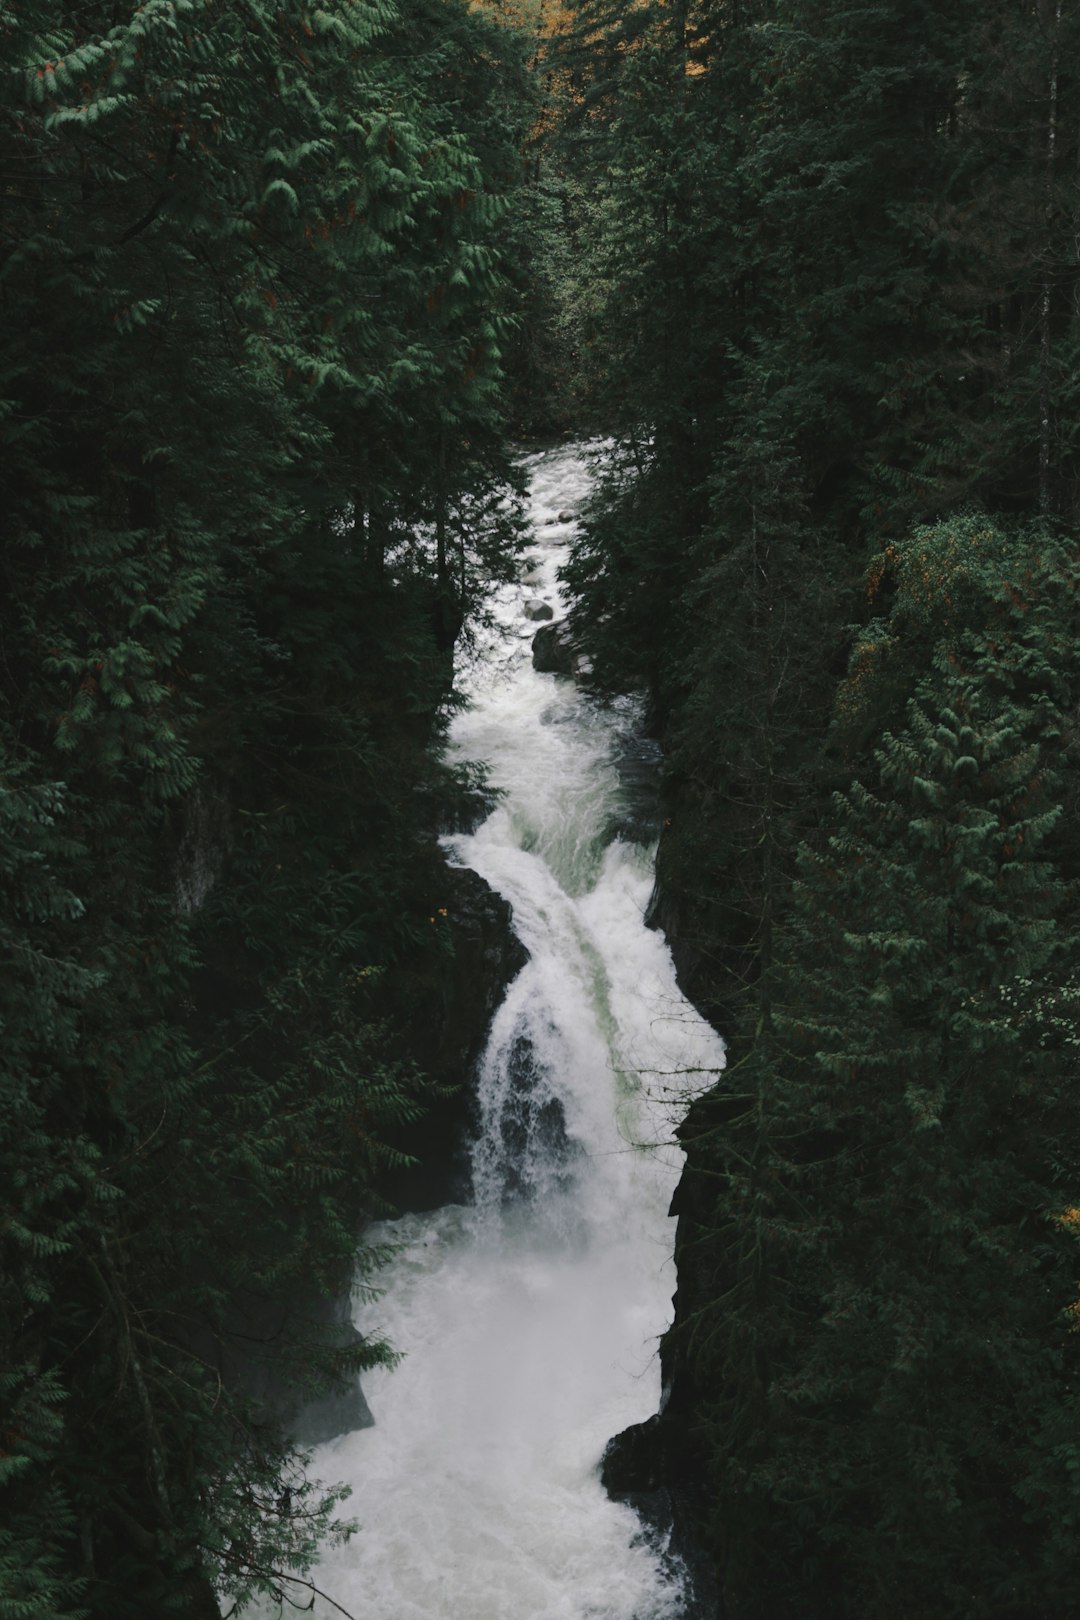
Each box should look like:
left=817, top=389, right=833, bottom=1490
left=1, top=2, right=534, bottom=1614
left=549, top=0, right=1080, bottom=1612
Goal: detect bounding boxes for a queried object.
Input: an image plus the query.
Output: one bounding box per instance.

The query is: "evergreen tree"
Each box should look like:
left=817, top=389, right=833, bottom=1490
left=548, top=0, right=1080, bottom=1611
left=1, top=0, right=536, bottom=1612
left=668, top=520, right=1080, bottom=1616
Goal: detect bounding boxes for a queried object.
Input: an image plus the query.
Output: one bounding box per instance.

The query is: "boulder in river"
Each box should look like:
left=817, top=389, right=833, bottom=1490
left=524, top=599, right=554, bottom=622
left=531, top=618, right=587, bottom=678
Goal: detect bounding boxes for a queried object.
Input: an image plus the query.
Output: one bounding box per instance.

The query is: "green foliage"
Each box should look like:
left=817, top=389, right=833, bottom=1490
left=673, top=605, right=1080, bottom=1615
left=549, top=0, right=1080, bottom=1610
left=1, top=0, right=535, bottom=1612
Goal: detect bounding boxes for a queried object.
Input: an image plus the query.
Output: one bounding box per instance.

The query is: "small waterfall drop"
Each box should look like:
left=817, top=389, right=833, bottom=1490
left=294, top=443, right=726, bottom=1620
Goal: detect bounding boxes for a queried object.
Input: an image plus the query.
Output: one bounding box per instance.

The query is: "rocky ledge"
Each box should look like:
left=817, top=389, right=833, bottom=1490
left=601, top=1406, right=722, bottom=1620
left=386, top=861, right=528, bottom=1211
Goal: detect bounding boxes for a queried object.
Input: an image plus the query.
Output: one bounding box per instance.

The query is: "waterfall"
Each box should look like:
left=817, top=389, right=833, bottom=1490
left=292, top=443, right=726, bottom=1620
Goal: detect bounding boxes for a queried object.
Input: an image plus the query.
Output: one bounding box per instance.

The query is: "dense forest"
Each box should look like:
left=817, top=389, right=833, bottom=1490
left=0, top=1, right=533, bottom=1613
left=553, top=2, right=1080, bottom=1617
left=5, top=1, right=1080, bottom=1617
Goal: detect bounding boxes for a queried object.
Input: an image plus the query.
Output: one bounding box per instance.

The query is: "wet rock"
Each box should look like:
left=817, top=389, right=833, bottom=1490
left=291, top=1322, right=376, bottom=1447
left=645, top=809, right=739, bottom=1035
left=604, top=1087, right=737, bottom=1616
left=387, top=865, right=528, bottom=1211
left=524, top=599, right=554, bottom=622
left=602, top=1413, right=666, bottom=1496
left=602, top=1417, right=723, bottom=1620
left=187, top=1283, right=375, bottom=1453
left=532, top=619, right=588, bottom=679
left=557, top=509, right=575, bottom=522
left=532, top=621, right=573, bottom=674
left=607, top=734, right=663, bottom=844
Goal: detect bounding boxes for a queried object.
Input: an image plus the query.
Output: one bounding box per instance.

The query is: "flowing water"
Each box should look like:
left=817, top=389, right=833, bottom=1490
left=294, top=443, right=726, bottom=1620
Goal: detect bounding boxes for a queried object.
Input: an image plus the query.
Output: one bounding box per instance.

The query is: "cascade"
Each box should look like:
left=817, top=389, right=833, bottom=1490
left=289, top=443, right=726, bottom=1620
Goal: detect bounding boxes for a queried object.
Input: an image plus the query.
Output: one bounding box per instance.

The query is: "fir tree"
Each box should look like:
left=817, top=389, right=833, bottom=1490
left=1, top=0, right=536, bottom=1611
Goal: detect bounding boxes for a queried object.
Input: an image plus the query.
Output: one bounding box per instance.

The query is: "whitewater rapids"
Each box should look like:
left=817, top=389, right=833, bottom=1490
left=288, top=442, right=725, bottom=1620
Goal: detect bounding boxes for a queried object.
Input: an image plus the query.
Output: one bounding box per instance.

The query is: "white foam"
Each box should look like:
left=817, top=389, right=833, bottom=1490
left=267, top=443, right=725, bottom=1620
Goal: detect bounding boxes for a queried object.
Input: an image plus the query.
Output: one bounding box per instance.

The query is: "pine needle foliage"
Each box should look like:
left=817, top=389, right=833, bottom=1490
left=1, top=1, right=535, bottom=1613
left=548, top=0, right=1080, bottom=1610
left=663, top=525, right=1080, bottom=1615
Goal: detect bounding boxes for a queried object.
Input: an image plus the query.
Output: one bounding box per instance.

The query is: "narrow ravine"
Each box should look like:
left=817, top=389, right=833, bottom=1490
left=299, top=443, right=726, bottom=1620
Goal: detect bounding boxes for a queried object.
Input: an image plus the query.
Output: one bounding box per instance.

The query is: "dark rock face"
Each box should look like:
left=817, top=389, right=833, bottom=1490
left=532, top=618, right=589, bottom=678
left=413, top=864, right=527, bottom=1088
left=602, top=1408, right=724, bottom=1620
left=608, top=732, right=663, bottom=844
left=185, top=1283, right=377, bottom=1453
left=290, top=1316, right=377, bottom=1447
left=599, top=792, right=732, bottom=1614
left=293, top=1378, right=375, bottom=1447
left=598, top=1006, right=736, bottom=1614
left=386, top=864, right=528, bottom=1211
left=601, top=1412, right=667, bottom=1496
left=644, top=819, right=740, bottom=1039
left=643, top=872, right=703, bottom=1006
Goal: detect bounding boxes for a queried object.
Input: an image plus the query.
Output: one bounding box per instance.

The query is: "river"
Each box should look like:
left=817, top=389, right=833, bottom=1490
left=292, top=442, right=726, bottom=1620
